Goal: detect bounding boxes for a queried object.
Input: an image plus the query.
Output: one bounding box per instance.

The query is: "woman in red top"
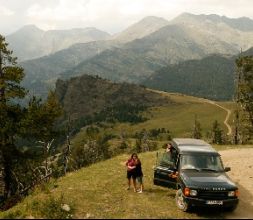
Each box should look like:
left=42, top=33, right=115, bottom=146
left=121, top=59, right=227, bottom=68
left=125, top=153, right=138, bottom=192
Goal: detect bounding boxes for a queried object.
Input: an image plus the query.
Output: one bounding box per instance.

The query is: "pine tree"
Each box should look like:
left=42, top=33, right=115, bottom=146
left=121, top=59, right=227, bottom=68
left=21, top=91, right=63, bottom=142
left=211, top=120, right=224, bottom=144
left=135, top=138, right=142, bottom=153
left=0, top=35, right=27, bottom=198
left=192, top=115, right=202, bottom=139
left=235, top=56, right=253, bottom=141
left=0, top=35, right=63, bottom=199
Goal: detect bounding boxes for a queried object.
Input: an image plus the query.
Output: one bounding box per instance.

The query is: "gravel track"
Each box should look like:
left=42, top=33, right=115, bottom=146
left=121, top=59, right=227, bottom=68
left=220, top=148, right=253, bottom=219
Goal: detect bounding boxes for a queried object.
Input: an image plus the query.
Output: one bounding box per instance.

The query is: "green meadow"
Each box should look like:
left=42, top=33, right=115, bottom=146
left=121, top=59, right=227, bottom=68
left=102, top=92, right=234, bottom=138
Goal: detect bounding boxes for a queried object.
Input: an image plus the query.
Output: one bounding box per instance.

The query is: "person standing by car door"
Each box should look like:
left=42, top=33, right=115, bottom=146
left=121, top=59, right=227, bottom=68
left=166, top=142, right=173, bottom=153
left=125, top=153, right=137, bottom=192
left=166, top=142, right=178, bottom=179
left=166, top=142, right=177, bottom=163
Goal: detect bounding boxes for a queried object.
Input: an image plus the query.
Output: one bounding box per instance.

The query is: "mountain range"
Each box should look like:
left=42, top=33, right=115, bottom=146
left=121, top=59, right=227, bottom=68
left=6, top=12, right=253, bottom=100
left=6, top=25, right=111, bottom=61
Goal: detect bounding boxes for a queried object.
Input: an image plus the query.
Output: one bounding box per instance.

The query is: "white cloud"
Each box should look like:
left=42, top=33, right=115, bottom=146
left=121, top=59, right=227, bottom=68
left=1, top=0, right=253, bottom=34
left=26, top=0, right=88, bottom=21
left=23, top=0, right=183, bottom=32
left=0, top=5, right=14, bottom=16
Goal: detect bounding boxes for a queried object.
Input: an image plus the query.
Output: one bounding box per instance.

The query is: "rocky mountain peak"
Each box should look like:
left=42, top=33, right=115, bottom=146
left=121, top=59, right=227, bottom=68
left=112, top=16, right=169, bottom=43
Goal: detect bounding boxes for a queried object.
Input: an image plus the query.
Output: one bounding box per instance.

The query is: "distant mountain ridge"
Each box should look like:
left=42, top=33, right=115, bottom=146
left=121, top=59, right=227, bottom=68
left=59, top=20, right=240, bottom=83
left=143, top=55, right=235, bottom=100
left=171, top=13, right=253, bottom=52
left=15, top=13, right=253, bottom=101
left=6, top=25, right=111, bottom=61
left=21, top=40, right=119, bottom=98
left=142, top=47, right=253, bottom=100
left=173, top=12, right=253, bottom=32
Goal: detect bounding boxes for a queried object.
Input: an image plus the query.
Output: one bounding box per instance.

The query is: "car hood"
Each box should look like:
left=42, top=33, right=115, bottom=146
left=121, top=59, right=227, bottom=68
left=180, top=171, right=237, bottom=189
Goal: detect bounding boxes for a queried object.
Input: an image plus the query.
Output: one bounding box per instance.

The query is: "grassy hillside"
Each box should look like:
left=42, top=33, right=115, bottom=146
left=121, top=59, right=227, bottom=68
left=100, top=92, right=234, bottom=138
left=68, top=92, right=236, bottom=169
left=2, top=145, right=252, bottom=219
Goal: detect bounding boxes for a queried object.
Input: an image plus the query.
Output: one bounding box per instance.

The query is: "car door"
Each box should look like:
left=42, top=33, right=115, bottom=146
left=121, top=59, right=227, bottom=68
left=153, top=151, right=178, bottom=189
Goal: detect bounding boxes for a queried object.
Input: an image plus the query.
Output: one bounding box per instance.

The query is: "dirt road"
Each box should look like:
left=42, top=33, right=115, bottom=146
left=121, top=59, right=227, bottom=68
left=220, top=148, right=253, bottom=219
left=201, top=99, right=232, bottom=136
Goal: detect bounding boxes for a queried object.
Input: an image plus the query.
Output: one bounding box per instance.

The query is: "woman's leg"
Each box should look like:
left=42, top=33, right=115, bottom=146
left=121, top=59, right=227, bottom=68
left=127, top=178, right=131, bottom=190
left=132, top=178, right=137, bottom=192
left=140, top=182, right=143, bottom=192
left=141, top=176, right=144, bottom=191
left=126, top=171, right=131, bottom=190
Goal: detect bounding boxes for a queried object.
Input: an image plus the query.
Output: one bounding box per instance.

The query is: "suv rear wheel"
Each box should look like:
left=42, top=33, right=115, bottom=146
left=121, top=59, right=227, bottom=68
left=175, top=189, right=190, bottom=212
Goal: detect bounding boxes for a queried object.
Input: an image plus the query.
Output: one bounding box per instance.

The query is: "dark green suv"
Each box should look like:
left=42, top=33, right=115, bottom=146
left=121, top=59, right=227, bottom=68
left=153, top=138, right=239, bottom=212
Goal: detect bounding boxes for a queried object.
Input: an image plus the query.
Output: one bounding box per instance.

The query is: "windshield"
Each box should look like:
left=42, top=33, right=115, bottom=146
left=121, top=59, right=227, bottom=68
left=180, top=154, right=224, bottom=172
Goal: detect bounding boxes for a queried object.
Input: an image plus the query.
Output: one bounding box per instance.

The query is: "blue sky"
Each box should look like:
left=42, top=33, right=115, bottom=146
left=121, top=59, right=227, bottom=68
left=1, top=0, right=253, bottom=35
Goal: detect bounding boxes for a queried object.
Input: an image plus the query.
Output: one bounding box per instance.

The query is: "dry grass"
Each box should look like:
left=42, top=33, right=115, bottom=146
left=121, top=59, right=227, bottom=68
left=2, top=146, right=251, bottom=219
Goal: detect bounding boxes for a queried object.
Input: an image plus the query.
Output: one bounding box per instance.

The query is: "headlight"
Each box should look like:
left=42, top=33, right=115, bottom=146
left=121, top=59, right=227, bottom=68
left=184, top=188, right=198, bottom=196
left=190, top=189, right=198, bottom=196
left=228, top=191, right=235, bottom=197
left=228, top=190, right=239, bottom=197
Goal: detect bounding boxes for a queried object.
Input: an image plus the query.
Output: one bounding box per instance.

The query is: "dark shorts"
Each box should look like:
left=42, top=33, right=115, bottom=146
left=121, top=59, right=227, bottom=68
left=127, top=170, right=137, bottom=179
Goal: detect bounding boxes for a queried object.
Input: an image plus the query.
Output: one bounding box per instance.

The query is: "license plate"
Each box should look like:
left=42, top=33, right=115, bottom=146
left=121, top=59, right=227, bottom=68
left=206, top=200, right=223, bottom=205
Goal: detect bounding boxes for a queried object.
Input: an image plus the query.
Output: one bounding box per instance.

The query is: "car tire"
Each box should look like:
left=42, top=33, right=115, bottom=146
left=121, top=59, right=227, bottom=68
left=175, top=189, right=190, bottom=212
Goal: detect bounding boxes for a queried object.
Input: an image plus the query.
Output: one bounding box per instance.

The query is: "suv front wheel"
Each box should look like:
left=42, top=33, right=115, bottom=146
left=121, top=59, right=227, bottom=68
left=175, top=189, right=190, bottom=212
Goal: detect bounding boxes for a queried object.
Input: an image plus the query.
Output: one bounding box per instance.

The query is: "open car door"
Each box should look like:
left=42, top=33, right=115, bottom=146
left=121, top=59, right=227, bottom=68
left=153, top=152, right=178, bottom=189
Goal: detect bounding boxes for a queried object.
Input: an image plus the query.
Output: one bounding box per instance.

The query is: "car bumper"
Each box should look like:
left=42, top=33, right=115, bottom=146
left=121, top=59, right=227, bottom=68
left=184, top=196, right=239, bottom=207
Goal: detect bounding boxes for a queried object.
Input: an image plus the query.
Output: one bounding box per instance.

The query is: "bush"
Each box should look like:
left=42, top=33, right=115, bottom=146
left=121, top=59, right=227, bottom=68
left=39, top=195, right=73, bottom=219
left=1, top=194, right=74, bottom=219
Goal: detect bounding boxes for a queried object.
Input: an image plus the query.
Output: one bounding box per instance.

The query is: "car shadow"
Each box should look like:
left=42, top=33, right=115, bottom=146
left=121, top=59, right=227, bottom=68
left=149, top=182, right=253, bottom=218
left=192, top=183, right=253, bottom=219
left=223, top=183, right=253, bottom=219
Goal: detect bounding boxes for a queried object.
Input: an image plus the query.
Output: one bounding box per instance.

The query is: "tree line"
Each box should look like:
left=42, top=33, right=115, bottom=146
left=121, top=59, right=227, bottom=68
left=0, top=35, right=62, bottom=208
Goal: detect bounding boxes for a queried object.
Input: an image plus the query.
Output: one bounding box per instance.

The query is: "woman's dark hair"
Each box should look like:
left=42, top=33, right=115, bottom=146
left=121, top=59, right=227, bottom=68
left=131, top=153, right=138, bottom=159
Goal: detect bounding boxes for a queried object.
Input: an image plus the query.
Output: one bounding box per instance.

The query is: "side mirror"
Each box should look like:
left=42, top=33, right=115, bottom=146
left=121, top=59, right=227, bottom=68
left=224, top=167, right=231, bottom=172
left=171, top=166, right=177, bottom=172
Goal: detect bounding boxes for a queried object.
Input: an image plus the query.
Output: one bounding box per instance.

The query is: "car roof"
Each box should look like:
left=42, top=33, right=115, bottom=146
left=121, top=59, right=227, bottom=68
left=171, top=138, right=219, bottom=155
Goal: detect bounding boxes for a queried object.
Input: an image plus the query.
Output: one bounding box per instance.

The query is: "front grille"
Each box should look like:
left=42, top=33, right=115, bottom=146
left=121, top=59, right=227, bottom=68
left=198, top=190, right=229, bottom=200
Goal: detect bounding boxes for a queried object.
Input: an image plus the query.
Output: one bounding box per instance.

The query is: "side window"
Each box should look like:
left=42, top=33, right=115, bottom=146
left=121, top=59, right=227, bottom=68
left=159, top=152, right=172, bottom=166
left=159, top=148, right=178, bottom=168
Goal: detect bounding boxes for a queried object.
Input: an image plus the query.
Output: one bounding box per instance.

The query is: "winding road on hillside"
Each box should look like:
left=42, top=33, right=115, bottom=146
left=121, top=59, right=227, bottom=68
left=198, top=98, right=232, bottom=136
left=149, top=89, right=233, bottom=136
